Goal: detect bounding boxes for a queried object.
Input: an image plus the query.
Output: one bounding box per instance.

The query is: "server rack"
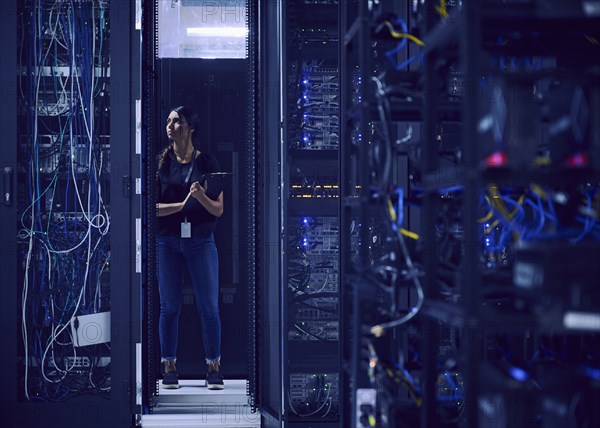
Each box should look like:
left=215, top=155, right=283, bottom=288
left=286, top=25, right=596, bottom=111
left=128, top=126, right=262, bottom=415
left=340, top=1, right=371, bottom=426
left=341, top=1, right=600, bottom=427
left=0, top=1, right=138, bottom=427
left=280, top=1, right=342, bottom=426
left=460, top=3, right=600, bottom=427
left=141, top=0, right=159, bottom=411
left=341, top=2, right=422, bottom=427
left=141, top=0, right=259, bottom=413
left=257, top=0, right=285, bottom=425
left=247, top=0, right=260, bottom=412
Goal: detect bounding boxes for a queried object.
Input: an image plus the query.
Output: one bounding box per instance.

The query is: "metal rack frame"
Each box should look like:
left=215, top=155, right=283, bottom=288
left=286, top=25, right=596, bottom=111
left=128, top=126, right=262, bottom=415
left=141, top=0, right=259, bottom=413
left=0, top=1, right=138, bottom=426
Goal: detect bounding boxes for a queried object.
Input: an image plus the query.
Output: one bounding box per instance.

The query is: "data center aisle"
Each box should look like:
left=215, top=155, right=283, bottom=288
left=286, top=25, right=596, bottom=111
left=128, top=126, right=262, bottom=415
left=142, top=379, right=261, bottom=428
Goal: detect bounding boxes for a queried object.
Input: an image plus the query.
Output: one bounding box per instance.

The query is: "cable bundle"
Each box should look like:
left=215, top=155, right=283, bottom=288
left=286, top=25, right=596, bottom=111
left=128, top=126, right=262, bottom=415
left=18, top=0, right=111, bottom=401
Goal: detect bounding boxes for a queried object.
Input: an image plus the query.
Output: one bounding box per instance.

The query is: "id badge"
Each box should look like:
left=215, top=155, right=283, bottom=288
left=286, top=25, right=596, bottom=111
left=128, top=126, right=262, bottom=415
left=181, top=217, right=191, bottom=238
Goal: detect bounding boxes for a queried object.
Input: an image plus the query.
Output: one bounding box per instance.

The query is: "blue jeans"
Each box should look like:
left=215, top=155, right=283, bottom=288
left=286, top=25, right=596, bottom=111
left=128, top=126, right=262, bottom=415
left=157, top=234, right=221, bottom=364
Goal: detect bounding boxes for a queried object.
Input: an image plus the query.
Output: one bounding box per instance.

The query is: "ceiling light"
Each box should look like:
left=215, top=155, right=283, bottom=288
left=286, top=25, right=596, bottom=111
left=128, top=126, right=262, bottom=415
left=186, top=27, right=248, bottom=37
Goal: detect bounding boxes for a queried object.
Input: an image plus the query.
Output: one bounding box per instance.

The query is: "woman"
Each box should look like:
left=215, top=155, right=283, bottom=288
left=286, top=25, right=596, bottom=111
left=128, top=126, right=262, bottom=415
left=155, top=106, right=224, bottom=390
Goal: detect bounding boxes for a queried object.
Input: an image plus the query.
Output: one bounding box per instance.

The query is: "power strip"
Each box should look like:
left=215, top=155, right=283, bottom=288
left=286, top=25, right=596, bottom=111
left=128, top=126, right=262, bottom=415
left=356, top=388, right=377, bottom=428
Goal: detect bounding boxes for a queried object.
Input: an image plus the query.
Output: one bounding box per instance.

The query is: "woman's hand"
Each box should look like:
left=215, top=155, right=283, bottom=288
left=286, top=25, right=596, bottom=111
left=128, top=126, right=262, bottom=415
left=190, top=180, right=208, bottom=202
left=156, top=192, right=192, bottom=217
left=189, top=180, right=224, bottom=217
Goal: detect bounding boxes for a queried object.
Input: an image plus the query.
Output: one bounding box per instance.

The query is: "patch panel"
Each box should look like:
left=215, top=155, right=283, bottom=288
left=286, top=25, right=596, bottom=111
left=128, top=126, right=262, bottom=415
left=46, top=356, right=111, bottom=369
left=290, top=61, right=340, bottom=150
left=289, top=373, right=339, bottom=417
left=294, top=301, right=338, bottom=321
left=290, top=320, right=339, bottom=341
left=447, top=63, right=465, bottom=98
left=290, top=182, right=340, bottom=198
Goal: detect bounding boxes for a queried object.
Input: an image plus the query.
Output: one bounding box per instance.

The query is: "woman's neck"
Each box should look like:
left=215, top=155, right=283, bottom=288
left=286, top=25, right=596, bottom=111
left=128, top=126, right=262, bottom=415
left=173, top=141, right=194, bottom=160
left=173, top=141, right=194, bottom=156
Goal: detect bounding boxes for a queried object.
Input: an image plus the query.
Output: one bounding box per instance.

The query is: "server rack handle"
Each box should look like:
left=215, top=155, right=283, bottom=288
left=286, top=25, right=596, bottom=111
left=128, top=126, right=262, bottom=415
left=2, top=166, right=13, bottom=206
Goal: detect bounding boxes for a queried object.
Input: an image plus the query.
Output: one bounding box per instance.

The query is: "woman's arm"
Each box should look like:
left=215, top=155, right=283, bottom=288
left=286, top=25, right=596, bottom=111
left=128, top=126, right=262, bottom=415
left=156, top=193, right=191, bottom=217
left=190, top=181, right=224, bottom=217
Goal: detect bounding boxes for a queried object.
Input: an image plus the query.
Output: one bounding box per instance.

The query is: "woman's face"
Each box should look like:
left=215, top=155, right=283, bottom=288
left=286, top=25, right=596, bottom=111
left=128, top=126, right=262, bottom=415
left=166, top=111, right=193, bottom=143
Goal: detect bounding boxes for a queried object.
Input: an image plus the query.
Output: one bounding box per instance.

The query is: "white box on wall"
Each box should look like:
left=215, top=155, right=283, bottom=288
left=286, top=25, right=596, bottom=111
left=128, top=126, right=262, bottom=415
left=71, top=311, right=111, bottom=347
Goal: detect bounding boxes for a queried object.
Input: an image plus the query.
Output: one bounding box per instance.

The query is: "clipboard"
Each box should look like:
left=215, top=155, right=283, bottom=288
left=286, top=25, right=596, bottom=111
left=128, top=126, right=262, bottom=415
left=199, top=172, right=232, bottom=199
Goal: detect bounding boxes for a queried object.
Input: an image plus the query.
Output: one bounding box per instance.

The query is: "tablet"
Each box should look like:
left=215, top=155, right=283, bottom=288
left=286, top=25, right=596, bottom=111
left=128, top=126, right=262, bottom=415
left=199, top=172, right=231, bottom=199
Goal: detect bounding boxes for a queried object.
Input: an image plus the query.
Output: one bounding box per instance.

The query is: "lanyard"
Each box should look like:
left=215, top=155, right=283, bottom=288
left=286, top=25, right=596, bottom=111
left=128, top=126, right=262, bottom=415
left=182, top=150, right=196, bottom=186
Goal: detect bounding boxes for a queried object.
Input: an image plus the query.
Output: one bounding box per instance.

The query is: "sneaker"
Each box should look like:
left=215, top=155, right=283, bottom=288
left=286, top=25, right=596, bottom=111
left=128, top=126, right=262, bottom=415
left=161, top=371, right=180, bottom=389
left=206, top=371, right=224, bottom=390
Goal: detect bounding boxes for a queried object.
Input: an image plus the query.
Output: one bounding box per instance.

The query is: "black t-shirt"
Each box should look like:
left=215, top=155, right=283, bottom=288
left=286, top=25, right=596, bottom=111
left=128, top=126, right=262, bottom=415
left=156, top=150, right=221, bottom=237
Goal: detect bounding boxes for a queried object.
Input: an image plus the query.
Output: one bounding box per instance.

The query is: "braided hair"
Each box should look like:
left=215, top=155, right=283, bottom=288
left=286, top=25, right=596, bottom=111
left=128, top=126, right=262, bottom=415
left=156, top=143, right=174, bottom=181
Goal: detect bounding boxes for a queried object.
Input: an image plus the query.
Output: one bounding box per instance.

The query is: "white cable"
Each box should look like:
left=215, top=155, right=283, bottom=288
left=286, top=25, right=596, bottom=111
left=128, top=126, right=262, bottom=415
left=397, top=124, right=413, bottom=145
left=294, top=323, right=325, bottom=341
left=97, top=149, right=110, bottom=236
left=89, top=365, right=110, bottom=392
left=94, top=259, right=109, bottom=312
left=48, top=295, right=67, bottom=375
left=67, top=7, right=95, bottom=228
left=22, top=234, right=33, bottom=400
left=90, top=2, right=95, bottom=143
left=39, top=0, right=105, bottom=383
left=288, top=380, right=332, bottom=417
left=38, top=5, right=70, bottom=116
left=370, top=231, right=425, bottom=336
left=88, top=6, right=104, bottom=311
left=51, top=322, right=74, bottom=347
left=19, top=174, right=57, bottom=230
left=310, top=272, right=330, bottom=294
left=24, top=0, right=110, bottom=395
left=41, top=225, right=97, bottom=381
left=65, top=7, right=106, bottom=233
left=22, top=0, right=43, bottom=399
left=321, top=392, right=333, bottom=417
left=48, top=4, right=68, bottom=50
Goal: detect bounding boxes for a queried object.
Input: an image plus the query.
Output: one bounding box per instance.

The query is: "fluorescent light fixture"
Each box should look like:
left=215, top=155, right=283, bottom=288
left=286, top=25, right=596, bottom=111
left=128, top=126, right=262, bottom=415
left=563, top=311, right=600, bottom=331
left=187, top=27, right=248, bottom=37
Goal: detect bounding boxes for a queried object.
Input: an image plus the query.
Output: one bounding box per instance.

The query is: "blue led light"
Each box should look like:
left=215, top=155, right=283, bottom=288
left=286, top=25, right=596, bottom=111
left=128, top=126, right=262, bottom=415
left=44, top=310, right=53, bottom=327
left=584, top=366, right=600, bottom=381
left=509, top=366, right=528, bottom=382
